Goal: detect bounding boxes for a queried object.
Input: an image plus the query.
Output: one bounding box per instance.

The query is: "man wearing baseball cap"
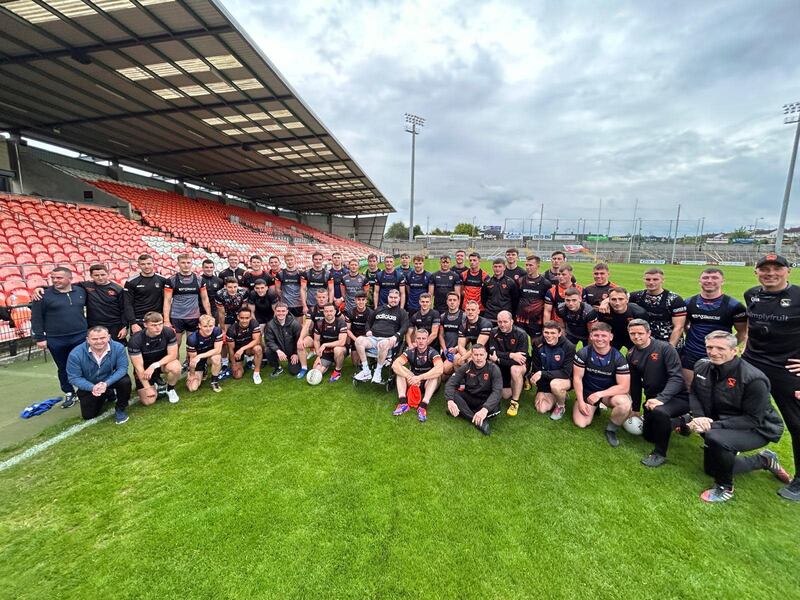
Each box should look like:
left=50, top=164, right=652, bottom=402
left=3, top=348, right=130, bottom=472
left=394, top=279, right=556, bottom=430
left=743, top=254, right=800, bottom=501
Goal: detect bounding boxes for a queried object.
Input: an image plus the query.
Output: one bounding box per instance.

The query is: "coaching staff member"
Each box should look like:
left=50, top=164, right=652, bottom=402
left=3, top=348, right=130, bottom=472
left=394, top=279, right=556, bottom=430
left=689, top=331, right=788, bottom=503
left=626, top=319, right=689, bottom=467
left=445, top=344, right=503, bottom=435
left=743, top=253, right=800, bottom=501
left=66, top=326, right=131, bottom=424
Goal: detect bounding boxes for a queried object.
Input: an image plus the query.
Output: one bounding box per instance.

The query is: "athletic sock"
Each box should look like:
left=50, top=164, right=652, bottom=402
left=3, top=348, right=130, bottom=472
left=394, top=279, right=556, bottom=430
left=167, top=384, right=175, bottom=391
left=375, top=366, right=383, bottom=378
left=398, top=396, right=407, bottom=403
left=211, top=375, right=219, bottom=382
left=606, top=422, right=619, bottom=432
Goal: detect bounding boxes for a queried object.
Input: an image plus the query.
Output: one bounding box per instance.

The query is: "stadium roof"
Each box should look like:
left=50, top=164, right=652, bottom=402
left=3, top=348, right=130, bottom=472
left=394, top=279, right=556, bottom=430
left=0, top=0, right=394, bottom=215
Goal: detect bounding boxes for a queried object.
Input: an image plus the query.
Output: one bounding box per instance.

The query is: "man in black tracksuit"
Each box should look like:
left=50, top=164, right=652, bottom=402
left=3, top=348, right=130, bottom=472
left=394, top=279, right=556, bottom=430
left=481, top=259, right=519, bottom=322
left=264, top=302, right=304, bottom=376
left=626, top=319, right=689, bottom=467
left=688, top=331, right=788, bottom=503
left=743, top=254, right=800, bottom=501
left=445, top=344, right=503, bottom=435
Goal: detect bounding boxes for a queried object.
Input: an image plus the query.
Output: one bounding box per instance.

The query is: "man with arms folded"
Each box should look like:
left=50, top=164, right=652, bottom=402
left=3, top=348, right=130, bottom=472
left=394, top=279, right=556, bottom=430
left=597, top=287, right=648, bottom=351
left=488, top=310, right=530, bottom=417
left=460, top=252, right=487, bottom=311
left=391, top=328, right=443, bottom=422
left=572, top=322, right=632, bottom=447
left=128, top=311, right=182, bottom=405
left=625, top=268, right=686, bottom=346
left=274, top=253, right=306, bottom=317
left=456, top=300, right=493, bottom=368
left=404, top=255, right=432, bottom=314
left=689, top=331, right=788, bottom=503
left=481, top=259, right=519, bottom=323
left=124, top=255, right=168, bottom=337
left=340, top=258, right=368, bottom=314
left=374, top=255, right=406, bottom=309
left=445, top=344, right=503, bottom=435
left=429, top=255, right=461, bottom=313
left=439, top=292, right=466, bottom=379
left=742, top=253, right=800, bottom=501
left=554, top=287, right=598, bottom=346
left=681, top=267, right=747, bottom=385
left=514, top=254, right=549, bottom=339
left=226, top=307, right=263, bottom=385
left=354, top=289, right=409, bottom=384
left=312, top=303, right=348, bottom=382
left=264, top=302, right=305, bottom=378
left=530, top=321, right=575, bottom=421
left=626, top=319, right=689, bottom=467
left=186, top=314, right=224, bottom=393
left=67, top=326, right=131, bottom=424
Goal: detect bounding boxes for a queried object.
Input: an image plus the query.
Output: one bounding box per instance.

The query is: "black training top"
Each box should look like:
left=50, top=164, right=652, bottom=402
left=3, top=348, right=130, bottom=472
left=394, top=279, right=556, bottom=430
left=459, top=316, right=493, bottom=345
left=80, top=281, right=126, bottom=327
left=627, top=339, right=688, bottom=409
left=128, top=327, right=177, bottom=364
left=598, top=303, right=649, bottom=350
left=743, top=283, right=800, bottom=369
left=124, top=273, right=167, bottom=324
left=629, top=289, right=686, bottom=342
left=227, top=318, right=260, bottom=347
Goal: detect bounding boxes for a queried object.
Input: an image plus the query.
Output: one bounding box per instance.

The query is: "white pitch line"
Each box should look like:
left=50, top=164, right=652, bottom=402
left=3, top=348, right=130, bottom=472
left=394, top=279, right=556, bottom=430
left=0, top=400, right=138, bottom=472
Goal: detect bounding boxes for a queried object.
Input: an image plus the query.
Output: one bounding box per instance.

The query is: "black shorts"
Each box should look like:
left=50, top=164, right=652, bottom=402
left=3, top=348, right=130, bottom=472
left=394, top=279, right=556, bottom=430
left=288, top=307, right=304, bottom=318
left=516, top=322, right=542, bottom=339
left=189, top=357, right=209, bottom=373
left=536, top=378, right=553, bottom=394
left=172, top=318, right=199, bottom=333
left=680, top=350, right=704, bottom=371
left=499, top=365, right=512, bottom=388
left=232, top=344, right=253, bottom=362
left=135, top=368, right=162, bottom=390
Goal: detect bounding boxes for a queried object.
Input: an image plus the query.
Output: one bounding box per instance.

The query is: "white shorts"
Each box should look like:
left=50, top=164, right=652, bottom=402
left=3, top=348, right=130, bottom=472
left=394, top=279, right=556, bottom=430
left=365, top=336, right=396, bottom=356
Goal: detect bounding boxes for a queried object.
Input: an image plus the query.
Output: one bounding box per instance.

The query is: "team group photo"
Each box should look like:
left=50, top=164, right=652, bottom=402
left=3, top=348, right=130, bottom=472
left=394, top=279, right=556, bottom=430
left=0, top=0, right=798, bottom=598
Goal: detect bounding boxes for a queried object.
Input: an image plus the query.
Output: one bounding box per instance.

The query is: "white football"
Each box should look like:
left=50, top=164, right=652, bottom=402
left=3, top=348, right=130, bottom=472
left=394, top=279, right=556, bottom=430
left=623, top=415, right=644, bottom=435
left=306, top=369, right=323, bottom=385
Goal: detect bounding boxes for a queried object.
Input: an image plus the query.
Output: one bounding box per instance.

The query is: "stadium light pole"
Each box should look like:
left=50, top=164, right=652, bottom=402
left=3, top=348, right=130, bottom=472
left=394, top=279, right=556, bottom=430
left=670, top=204, right=681, bottom=264
left=777, top=102, right=800, bottom=254
left=405, top=113, right=425, bottom=243
left=594, top=199, right=602, bottom=256
left=627, top=198, right=638, bottom=264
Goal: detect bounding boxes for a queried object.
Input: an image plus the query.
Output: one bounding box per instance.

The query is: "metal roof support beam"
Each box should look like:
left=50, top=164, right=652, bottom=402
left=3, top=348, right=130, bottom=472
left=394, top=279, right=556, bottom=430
left=41, top=96, right=294, bottom=127
left=0, top=25, right=235, bottom=66
left=135, top=133, right=331, bottom=159
left=239, top=176, right=366, bottom=191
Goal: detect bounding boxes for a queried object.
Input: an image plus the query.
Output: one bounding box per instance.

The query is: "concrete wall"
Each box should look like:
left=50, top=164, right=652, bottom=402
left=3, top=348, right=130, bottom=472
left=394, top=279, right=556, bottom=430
left=16, top=146, right=129, bottom=214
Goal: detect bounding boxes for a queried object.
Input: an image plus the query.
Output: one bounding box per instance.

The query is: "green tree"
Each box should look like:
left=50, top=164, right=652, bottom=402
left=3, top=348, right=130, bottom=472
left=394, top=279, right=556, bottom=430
left=413, top=224, right=424, bottom=238
left=453, top=222, right=479, bottom=237
left=728, top=227, right=751, bottom=240
left=385, top=221, right=408, bottom=239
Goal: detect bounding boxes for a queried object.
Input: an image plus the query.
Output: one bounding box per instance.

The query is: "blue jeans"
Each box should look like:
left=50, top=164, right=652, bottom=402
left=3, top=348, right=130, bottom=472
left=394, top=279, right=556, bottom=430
left=47, top=332, right=86, bottom=394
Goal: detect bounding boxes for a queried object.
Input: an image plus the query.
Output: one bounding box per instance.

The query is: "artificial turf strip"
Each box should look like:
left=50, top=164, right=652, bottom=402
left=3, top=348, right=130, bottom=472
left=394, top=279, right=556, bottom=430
left=1, top=367, right=797, bottom=600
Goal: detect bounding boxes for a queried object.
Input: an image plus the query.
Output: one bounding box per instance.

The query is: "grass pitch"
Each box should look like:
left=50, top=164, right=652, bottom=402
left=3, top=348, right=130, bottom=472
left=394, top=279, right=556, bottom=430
left=1, top=262, right=798, bottom=599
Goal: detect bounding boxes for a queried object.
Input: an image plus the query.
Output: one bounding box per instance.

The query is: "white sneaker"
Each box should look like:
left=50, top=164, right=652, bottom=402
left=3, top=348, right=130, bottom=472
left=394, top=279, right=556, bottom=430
left=253, top=372, right=262, bottom=385
left=354, top=369, right=372, bottom=382
left=371, top=372, right=384, bottom=385
left=167, top=389, right=180, bottom=404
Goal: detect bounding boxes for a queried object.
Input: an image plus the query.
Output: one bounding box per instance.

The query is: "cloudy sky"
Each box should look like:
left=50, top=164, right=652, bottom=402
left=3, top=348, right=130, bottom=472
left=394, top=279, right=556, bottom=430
left=223, top=0, right=799, bottom=236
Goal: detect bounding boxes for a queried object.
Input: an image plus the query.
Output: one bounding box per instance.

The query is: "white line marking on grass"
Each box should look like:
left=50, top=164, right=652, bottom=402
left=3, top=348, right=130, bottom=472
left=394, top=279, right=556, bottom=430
left=0, top=400, right=139, bottom=472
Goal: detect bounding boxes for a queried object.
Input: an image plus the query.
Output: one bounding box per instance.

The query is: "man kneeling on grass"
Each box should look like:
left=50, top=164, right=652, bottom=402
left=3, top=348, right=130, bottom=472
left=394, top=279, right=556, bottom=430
left=391, top=328, right=443, bottom=422
left=186, top=314, right=224, bottom=393
left=572, top=322, right=632, bottom=447
left=530, top=320, right=575, bottom=421
left=128, top=311, right=182, bottom=405
left=67, top=326, right=131, bottom=424
left=227, top=307, right=263, bottom=384
left=444, top=344, right=503, bottom=435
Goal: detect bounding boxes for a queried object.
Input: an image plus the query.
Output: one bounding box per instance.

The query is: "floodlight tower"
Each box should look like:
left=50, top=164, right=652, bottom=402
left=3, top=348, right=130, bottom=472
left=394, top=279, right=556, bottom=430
left=405, top=113, right=425, bottom=242
left=777, top=102, right=800, bottom=254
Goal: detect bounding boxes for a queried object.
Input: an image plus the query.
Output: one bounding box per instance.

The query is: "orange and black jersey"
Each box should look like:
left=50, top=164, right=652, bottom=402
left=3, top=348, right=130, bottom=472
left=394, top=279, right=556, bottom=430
left=399, top=346, right=442, bottom=375
left=515, top=274, right=549, bottom=327
left=506, top=265, right=527, bottom=288
left=544, top=283, right=583, bottom=323
left=461, top=268, right=488, bottom=310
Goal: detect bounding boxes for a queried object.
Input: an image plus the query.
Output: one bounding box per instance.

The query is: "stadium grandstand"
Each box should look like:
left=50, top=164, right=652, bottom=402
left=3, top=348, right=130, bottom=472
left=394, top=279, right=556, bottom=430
left=0, top=0, right=393, bottom=352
